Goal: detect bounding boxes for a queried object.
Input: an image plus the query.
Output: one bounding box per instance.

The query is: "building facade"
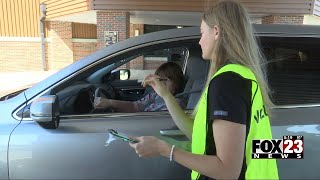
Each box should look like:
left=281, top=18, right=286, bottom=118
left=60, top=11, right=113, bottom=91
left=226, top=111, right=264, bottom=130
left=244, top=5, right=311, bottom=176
left=0, top=0, right=319, bottom=71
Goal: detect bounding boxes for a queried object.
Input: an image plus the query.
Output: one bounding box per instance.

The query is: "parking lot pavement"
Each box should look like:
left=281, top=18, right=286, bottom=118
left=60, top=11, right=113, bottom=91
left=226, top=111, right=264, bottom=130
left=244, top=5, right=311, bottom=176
left=0, top=70, right=57, bottom=97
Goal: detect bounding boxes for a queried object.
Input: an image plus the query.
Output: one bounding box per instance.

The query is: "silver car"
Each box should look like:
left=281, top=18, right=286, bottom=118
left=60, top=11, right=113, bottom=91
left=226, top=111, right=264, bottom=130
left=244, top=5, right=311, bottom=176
left=1, top=24, right=320, bottom=179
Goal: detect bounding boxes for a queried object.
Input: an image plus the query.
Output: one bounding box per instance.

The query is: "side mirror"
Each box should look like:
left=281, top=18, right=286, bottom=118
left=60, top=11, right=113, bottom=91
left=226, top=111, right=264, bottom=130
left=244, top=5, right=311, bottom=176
left=110, top=69, right=130, bottom=80
left=30, top=95, right=60, bottom=129
left=119, top=69, right=130, bottom=80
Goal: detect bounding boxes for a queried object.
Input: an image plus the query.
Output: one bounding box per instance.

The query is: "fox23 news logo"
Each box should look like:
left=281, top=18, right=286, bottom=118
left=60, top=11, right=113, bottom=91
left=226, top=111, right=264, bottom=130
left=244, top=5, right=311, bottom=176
left=252, top=136, right=304, bottom=159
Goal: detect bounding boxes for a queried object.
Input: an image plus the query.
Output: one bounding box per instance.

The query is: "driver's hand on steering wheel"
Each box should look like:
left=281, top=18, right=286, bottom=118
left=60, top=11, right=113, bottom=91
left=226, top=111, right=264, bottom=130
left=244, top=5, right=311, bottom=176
left=93, top=97, right=111, bottom=109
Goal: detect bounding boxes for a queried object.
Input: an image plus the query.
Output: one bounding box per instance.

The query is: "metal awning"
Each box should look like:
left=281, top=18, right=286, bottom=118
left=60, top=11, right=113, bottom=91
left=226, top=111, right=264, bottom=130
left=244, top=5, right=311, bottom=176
left=44, top=0, right=320, bottom=19
left=91, top=0, right=314, bottom=14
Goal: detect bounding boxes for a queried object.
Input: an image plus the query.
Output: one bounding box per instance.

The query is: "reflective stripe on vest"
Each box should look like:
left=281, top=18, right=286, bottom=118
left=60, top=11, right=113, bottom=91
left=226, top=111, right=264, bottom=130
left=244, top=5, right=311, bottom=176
left=191, top=64, right=279, bottom=180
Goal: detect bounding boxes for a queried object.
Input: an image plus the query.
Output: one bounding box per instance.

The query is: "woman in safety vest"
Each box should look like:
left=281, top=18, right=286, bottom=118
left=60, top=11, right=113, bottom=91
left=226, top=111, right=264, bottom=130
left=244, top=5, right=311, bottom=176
left=129, top=1, right=279, bottom=179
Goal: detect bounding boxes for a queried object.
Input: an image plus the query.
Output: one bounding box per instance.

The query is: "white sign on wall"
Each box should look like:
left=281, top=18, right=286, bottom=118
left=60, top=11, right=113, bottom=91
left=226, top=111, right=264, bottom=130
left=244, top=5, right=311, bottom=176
left=105, top=31, right=118, bottom=46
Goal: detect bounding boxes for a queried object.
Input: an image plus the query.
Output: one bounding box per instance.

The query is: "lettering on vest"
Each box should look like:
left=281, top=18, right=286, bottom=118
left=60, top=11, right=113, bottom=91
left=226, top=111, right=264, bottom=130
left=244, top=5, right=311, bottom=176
left=254, top=105, right=268, bottom=123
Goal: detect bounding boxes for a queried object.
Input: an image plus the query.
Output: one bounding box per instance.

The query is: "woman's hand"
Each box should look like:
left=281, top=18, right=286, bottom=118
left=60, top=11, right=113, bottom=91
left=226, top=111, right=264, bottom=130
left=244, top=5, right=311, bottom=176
left=93, top=97, right=111, bottom=109
left=129, top=136, right=170, bottom=158
left=142, top=74, right=171, bottom=99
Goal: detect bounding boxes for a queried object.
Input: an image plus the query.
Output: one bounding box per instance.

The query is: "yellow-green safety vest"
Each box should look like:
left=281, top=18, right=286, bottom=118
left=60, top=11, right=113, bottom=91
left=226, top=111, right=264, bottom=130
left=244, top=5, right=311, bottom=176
left=191, top=64, right=279, bottom=180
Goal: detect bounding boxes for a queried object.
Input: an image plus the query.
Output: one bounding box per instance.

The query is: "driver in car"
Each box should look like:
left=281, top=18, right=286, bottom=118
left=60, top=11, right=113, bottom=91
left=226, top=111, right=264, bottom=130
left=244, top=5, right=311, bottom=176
left=93, top=62, right=186, bottom=112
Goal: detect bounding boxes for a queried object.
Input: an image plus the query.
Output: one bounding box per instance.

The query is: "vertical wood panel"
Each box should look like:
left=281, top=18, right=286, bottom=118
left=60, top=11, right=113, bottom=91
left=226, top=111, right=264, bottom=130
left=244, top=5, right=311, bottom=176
left=21, top=0, right=28, bottom=37
left=29, top=0, right=33, bottom=37
left=26, top=0, right=33, bottom=37
left=25, top=0, right=31, bottom=36
left=0, top=0, right=67, bottom=37
left=11, top=0, right=17, bottom=36
left=34, top=0, right=41, bottom=37
left=30, top=0, right=36, bottom=37
left=72, top=22, right=97, bottom=39
left=13, top=0, right=20, bottom=36
left=6, top=0, right=13, bottom=36
left=29, top=0, right=34, bottom=36
left=11, top=0, right=16, bottom=36
left=33, top=0, right=37, bottom=37
left=16, top=0, right=22, bottom=36
left=0, top=0, right=6, bottom=36
left=14, top=0, right=23, bottom=36
left=3, top=0, right=10, bottom=36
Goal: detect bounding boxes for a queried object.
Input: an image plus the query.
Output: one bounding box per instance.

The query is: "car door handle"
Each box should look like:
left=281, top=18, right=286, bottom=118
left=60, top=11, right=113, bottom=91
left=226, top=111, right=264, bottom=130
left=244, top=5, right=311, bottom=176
left=160, top=129, right=185, bottom=136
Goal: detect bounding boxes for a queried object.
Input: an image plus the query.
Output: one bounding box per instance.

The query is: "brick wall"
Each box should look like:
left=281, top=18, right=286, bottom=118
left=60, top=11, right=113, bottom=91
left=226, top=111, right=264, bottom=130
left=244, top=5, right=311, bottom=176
left=0, top=21, right=98, bottom=72
left=0, top=41, right=42, bottom=71
left=129, top=56, right=144, bottom=69
left=129, top=24, right=145, bottom=70
left=97, top=11, right=130, bottom=50
left=73, top=42, right=97, bottom=62
left=262, top=15, right=304, bottom=24
left=47, top=21, right=74, bottom=70
left=144, top=61, right=166, bottom=70
left=130, top=24, right=144, bottom=38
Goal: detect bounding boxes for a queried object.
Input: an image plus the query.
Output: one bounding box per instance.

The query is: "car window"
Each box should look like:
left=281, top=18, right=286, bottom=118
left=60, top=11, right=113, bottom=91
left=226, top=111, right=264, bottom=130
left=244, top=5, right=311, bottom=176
left=53, top=46, right=189, bottom=116
left=263, top=36, right=320, bottom=105
left=17, top=38, right=200, bottom=119
left=119, top=47, right=187, bottom=82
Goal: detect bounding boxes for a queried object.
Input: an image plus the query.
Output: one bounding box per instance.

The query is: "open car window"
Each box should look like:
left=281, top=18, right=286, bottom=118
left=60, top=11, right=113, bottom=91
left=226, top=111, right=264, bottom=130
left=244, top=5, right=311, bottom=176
left=53, top=46, right=190, bottom=115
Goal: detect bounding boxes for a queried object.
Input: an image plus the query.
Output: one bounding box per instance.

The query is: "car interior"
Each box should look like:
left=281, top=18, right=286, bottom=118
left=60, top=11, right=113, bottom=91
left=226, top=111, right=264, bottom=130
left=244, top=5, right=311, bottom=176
left=54, top=43, right=209, bottom=115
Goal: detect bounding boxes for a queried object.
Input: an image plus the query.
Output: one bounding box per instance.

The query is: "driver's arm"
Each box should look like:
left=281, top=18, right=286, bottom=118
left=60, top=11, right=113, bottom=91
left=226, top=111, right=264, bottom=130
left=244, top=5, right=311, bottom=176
left=109, top=99, right=140, bottom=113
left=94, top=97, right=139, bottom=113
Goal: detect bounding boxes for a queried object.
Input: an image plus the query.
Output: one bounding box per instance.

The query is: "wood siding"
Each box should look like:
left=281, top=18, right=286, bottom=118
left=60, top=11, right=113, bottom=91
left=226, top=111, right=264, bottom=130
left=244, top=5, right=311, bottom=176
left=92, top=0, right=315, bottom=15
left=314, top=0, right=320, bottom=16
left=0, top=0, right=42, bottom=37
left=44, top=0, right=90, bottom=19
left=72, top=23, right=97, bottom=39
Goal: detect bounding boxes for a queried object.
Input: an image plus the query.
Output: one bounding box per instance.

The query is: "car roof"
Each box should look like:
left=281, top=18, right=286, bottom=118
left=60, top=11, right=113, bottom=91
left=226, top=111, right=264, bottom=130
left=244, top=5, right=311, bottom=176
left=252, top=24, right=320, bottom=37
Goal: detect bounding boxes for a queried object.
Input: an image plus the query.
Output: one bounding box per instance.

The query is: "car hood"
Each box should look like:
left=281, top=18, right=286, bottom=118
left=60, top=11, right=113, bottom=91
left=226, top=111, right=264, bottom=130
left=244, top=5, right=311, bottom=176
left=0, top=83, right=34, bottom=98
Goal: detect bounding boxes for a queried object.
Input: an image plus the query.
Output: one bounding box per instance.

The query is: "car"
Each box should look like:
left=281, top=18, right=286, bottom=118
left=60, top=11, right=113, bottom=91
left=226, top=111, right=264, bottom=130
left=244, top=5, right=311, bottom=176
left=0, top=24, right=320, bottom=179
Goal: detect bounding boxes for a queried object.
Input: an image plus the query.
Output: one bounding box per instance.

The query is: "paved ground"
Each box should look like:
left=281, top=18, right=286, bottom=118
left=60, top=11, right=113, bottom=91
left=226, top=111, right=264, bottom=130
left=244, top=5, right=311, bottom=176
left=0, top=70, right=57, bottom=97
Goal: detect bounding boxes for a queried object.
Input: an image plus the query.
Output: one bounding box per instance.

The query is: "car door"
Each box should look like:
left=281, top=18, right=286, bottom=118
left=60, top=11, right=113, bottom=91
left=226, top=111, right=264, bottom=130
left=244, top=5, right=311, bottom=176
left=271, top=107, right=320, bottom=179
left=8, top=112, right=190, bottom=179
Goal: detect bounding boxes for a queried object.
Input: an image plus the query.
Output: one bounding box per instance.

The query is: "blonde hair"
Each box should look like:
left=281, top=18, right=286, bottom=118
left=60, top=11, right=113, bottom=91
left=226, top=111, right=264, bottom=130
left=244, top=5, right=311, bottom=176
left=194, top=1, right=274, bottom=116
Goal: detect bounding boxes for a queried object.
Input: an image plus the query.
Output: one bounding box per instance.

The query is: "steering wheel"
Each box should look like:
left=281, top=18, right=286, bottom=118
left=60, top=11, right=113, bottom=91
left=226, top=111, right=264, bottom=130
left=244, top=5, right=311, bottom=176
left=90, top=87, right=115, bottom=113
left=95, top=87, right=110, bottom=99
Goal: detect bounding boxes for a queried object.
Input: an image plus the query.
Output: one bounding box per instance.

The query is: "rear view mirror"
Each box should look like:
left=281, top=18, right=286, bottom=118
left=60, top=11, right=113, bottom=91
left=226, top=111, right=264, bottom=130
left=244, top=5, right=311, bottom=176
left=30, top=95, right=60, bottom=129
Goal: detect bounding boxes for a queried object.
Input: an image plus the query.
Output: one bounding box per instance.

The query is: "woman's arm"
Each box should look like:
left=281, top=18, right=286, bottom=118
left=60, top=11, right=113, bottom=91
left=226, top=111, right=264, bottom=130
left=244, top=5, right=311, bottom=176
left=94, top=97, right=139, bottom=113
left=142, top=74, right=194, bottom=139
left=162, top=92, right=194, bottom=139
left=159, top=120, right=246, bottom=179
left=109, top=99, right=139, bottom=113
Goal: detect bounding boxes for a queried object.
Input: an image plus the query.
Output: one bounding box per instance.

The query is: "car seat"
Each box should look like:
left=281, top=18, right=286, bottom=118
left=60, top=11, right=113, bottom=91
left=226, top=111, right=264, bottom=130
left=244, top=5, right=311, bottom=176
left=176, top=48, right=209, bottom=109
